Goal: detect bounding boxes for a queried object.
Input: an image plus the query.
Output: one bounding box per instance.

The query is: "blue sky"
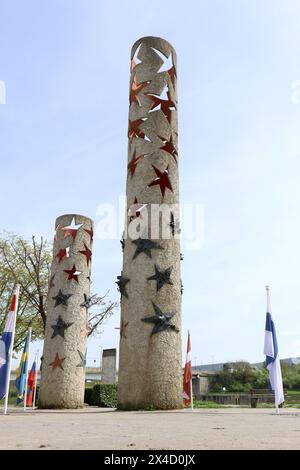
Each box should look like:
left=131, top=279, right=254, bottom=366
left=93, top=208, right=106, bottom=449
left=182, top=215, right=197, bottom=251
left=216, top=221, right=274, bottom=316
left=1, top=0, right=300, bottom=367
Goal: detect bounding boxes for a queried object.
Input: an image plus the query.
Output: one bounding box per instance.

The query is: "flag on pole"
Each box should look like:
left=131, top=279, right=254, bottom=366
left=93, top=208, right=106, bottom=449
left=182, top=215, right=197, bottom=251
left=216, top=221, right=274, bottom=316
left=0, top=289, right=18, bottom=400
left=264, top=286, right=284, bottom=407
left=26, top=355, right=37, bottom=407
left=183, top=331, right=192, bottom=406
left=15, top=332, right=30, bottom=404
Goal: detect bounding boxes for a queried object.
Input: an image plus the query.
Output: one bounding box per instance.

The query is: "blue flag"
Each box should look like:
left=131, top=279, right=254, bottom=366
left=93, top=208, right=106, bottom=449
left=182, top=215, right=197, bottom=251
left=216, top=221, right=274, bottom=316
left=15, top=333, right=29, bottom=404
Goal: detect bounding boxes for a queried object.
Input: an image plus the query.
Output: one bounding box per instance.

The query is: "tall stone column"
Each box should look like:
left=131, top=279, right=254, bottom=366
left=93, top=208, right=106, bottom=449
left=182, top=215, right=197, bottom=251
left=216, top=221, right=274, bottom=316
left=39, top=214, right=93, bottom=409
left=118, top=37, right=182, bottom=410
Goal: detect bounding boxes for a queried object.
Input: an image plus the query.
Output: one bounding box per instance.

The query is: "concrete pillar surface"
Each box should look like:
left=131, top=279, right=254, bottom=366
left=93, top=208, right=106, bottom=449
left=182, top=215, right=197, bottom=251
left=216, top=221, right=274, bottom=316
left=118, top=37, right=182, bottom=410
left=39, top=214, right=93, bottom=409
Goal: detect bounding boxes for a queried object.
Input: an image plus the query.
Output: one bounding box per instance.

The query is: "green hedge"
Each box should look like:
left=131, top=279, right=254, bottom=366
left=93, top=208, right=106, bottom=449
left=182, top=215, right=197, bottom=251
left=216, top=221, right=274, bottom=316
left=84, top=387, right=94, bottom=405
left=85, top=383, right=118, bottom=407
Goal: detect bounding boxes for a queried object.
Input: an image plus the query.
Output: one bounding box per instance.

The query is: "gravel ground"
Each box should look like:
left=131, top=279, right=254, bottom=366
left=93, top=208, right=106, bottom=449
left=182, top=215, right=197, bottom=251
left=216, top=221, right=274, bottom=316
left=0, top=406, right=299, bottom=450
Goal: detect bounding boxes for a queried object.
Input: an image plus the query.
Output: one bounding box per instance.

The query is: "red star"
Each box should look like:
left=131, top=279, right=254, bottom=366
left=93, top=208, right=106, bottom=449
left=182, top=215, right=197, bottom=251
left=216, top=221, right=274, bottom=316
left=56, top=247, right=70, bottom=263
left=128, top=150, right=146, bottom=177
left=64, top=264, right=82, bottom=283
left=159, top=134, right=178, bottom=164
left=128, top=119, right=146, bottom=142
left=50, top=273, right=56, bottom=288
left=49, top=353, right=65, bottom=370
left=146, top=90, right=176, bottom=123
left=148, top=165, right=173, bottom=197
left=79, top=243, right=92, bottom=265
left=61, top=217, right=83, bottom=241
left=130, top=74, right=149, bottom=106
left=84, top=226, right=94, bottom=242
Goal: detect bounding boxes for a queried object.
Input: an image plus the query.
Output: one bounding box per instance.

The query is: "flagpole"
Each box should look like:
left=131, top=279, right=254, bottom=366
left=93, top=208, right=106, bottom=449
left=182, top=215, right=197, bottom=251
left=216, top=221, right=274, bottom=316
left=3, top=284, right=20, bottom=415
left=32, top=350, right=39, bottom=409
left=190, top=376, right=194, bottom=411
left=23, top=326, right=32, bottom=411
left=265, top=285, right=280, bottom=415
left=188, top=330, right=193, bottom=411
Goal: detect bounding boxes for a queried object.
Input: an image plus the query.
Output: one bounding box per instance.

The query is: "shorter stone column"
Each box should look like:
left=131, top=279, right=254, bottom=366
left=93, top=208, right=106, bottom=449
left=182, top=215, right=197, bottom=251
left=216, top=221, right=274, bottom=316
left=39, top=213, right=93, bottom=409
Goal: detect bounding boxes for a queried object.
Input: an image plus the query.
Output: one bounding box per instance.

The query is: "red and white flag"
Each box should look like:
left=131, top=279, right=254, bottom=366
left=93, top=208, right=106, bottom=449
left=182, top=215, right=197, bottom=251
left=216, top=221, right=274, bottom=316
left=183, top=330, right=192, bottom=407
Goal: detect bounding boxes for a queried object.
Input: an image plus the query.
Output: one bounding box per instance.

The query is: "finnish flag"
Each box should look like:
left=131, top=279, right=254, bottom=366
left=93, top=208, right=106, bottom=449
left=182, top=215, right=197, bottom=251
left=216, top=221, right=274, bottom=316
left=263, top=287, right=284, bottom=406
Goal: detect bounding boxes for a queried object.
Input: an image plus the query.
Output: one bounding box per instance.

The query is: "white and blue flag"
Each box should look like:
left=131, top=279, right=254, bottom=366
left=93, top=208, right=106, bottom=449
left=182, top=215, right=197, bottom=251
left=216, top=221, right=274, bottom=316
left=263, top=287, right=284, bottom=406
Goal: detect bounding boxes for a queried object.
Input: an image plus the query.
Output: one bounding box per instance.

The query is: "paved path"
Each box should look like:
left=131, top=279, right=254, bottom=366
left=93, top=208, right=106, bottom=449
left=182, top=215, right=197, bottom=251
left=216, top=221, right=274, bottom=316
left=0, top=407, right=299, bottom=450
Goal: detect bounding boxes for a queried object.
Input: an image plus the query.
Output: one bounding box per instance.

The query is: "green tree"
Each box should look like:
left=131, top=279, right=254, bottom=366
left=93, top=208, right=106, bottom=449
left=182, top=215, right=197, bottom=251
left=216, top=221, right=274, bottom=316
left=210, top=361, right=262, bottom=392
left=252, top=362, right=269, bottom=389
left=280, top=362, right=300, bottom=390
left=0, top=233, right=51, bottom=349
left=0, top=232, right=117, bottom=351
left=210, top=360, right=300, bottom=393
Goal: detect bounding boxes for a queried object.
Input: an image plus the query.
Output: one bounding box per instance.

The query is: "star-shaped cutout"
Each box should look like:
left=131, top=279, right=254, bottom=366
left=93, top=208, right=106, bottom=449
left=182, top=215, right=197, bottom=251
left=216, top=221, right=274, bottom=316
left=120, top=320, right=129, bottom=339
left=80, top=293, right=98, bottom=309
left=128, top=197, right=147, bottom=221
left=84, top=226, right=94, bottom=242
left=128, top=119, right=147, bottom=142
left=127, top=150, right=146, bottom=177
left=151, top=48, right=177, bottom=87
left=142, top=302, right=179, bottom=335
left=130, top=74, right=149, bottom=106
left=77, top=349, right=87, bottom=368
left=159, top=134, right=178, bottom=164
left=56, top=246, right=70, bottom=263
left=79, top=243, right=92, bottom=265
left=120, top=238, right=125, bottom=252
left=132, top=237, right=163, bottom=260
left=49, top=353, right=65, bottom=370
left=64, top=264, right=82, bottom=283
left=51, top=315, right=73, bottom=339
left=52, top=289, right=72, bottom=307
left=148, top=165, right=173, bottom=197
left=130, top=59, right=138, bottom=72
left=169, top=212, right=181, bottom=237
left=131, top=43, right=142, bottom=71
left=80, top=293, right=92, bottom=309
left=151, top=48, right=173, bottom=72
left=147, top=264, right=173, bottom=291
left=116, top=275, right=130, bottom=298
left=146, top=89, right=176, bottom=123
left=61, top=217, right=83, bottom=241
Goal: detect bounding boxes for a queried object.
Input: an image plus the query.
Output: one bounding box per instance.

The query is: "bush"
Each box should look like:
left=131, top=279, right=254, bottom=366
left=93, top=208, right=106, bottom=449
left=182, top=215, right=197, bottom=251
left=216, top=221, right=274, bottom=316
left=227, top=382, right=252, bottom=393
left=91, top=383, right=118, bottom=408
left=84, top=387, right=94, bottom=405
